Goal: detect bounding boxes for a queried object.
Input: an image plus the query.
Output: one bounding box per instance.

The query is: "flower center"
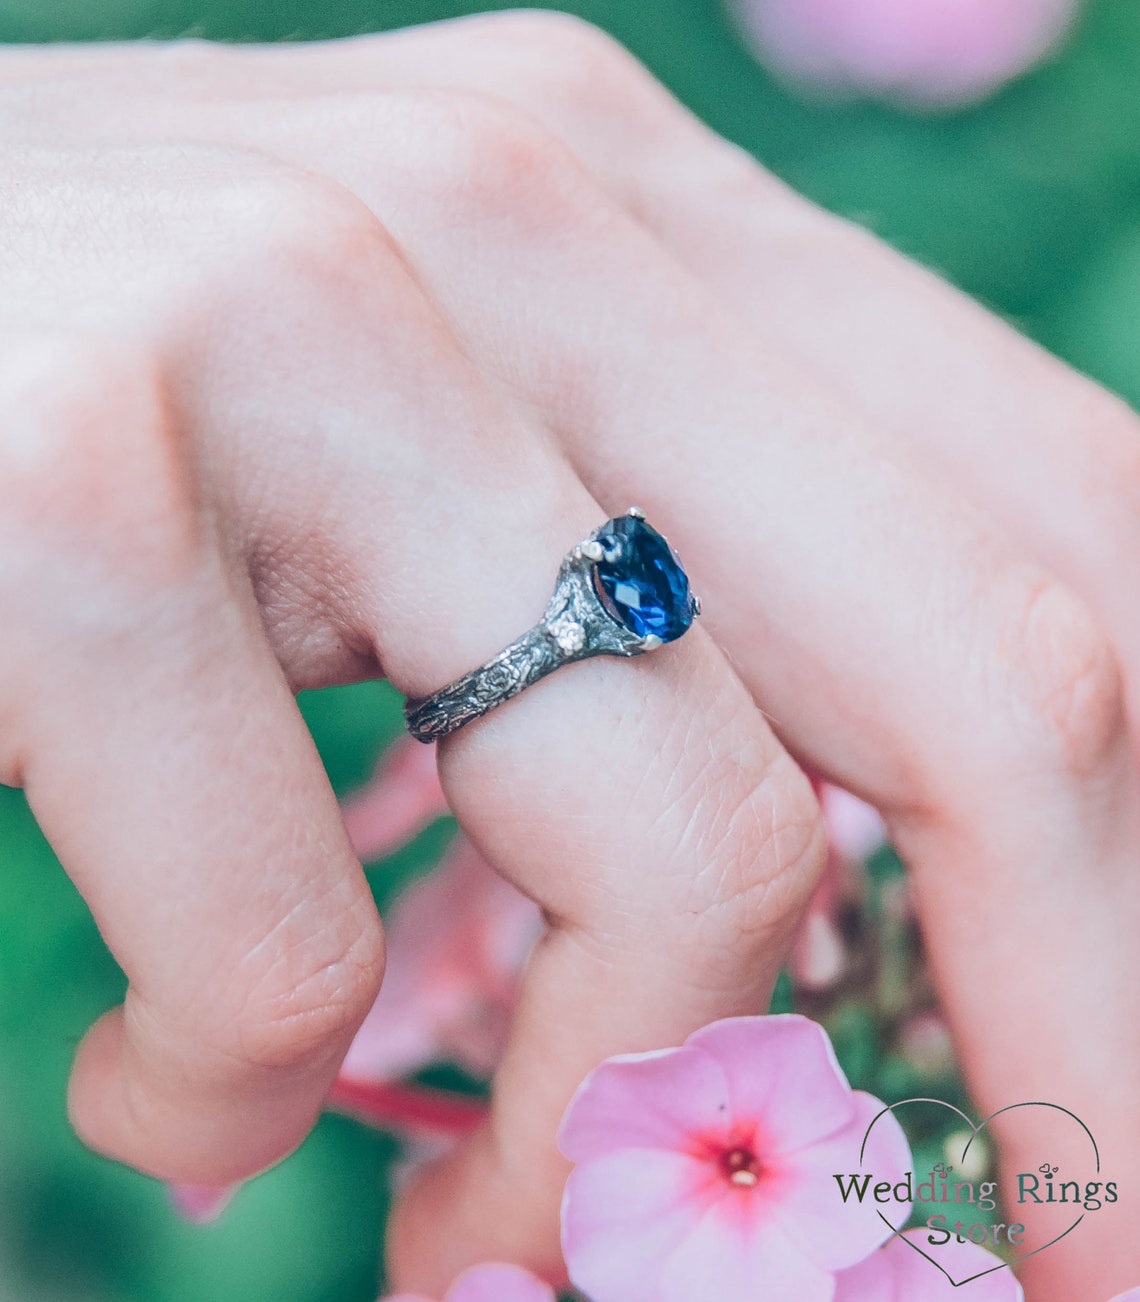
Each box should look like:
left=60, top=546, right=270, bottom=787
left=720, top=1147, right=761, bottom=1188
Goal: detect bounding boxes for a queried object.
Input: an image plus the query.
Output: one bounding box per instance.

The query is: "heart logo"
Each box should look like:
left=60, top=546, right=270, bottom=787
left=858, top=1098, right=1101, bottom=1286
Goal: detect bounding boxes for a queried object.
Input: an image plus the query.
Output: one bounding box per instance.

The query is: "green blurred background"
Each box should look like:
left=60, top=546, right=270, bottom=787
left=1, top=1, right=1138, bottom=1298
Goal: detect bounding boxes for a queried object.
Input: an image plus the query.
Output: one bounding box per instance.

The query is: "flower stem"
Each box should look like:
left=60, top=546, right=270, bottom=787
left=326, top=1077, right=488, bottom=1137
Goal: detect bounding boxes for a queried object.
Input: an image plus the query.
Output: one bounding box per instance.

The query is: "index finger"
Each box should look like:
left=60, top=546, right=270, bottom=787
left=1, top=342, right=385, bottom=1183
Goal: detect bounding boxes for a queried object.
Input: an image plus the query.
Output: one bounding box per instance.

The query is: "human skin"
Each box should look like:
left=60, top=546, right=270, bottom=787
left=0, top=13, right=1136, bottom=1301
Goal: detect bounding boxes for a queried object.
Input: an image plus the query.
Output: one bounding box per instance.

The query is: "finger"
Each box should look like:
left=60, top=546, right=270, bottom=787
left=340, top=735, right=447, bottom=862
left=0, top=338, right=385, bottom=1185
left=140, top=190, right=831, bottom=1290
left=390, top=626, right=827, bottom=1290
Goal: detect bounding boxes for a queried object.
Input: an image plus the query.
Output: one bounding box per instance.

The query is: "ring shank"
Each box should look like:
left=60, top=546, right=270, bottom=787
left=404, top=547, right=649, bottom=743
left=405, top=621, right=571, bottom=743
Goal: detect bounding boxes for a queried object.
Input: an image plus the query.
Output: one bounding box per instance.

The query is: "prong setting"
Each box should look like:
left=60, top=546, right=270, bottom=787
left=641, top=633, right=663, bottom=651
left=627, top=505, right=647, bottom=520
left=580, top=539, right=605, bottom=562
left=692, top=593, right=702, bottom=617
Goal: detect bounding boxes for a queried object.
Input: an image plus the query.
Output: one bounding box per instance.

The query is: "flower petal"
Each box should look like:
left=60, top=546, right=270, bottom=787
left=167, top=1182, right=236, bottom=1224
left=341, top=735, right=447, bottom=862
left=770, top=1090, right=912, bottom=1269
left=820, top=783, right=886, bottom=860
left=687, top=1015, right=855, bottom=1153
left=446, top=1263, right=556, bottom=1302
left=563, top=1146, right=839, bottom=1302
left=834, top=1230, right=1025, bottom=1301
left=342, top=838, right=539, bottom=1083
left=828, top=1243, right=897, bottom=1302
left=735, top=0, right=1077, bottom=108
left=562, top=1148, right=713, bottom=1302
left=658, top=1198, right=836, bottom=1302
left=558, top=1045, right=731, bottom=1163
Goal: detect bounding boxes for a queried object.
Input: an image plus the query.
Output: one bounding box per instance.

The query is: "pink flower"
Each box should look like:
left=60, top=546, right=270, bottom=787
left=386, top=1262, right=555, bottom=1302
left=326, top=1077, right=486, bottom=1140
left=338, top=732, right=542, bottom=1085
left=791, top=844, right=848, bottom=992
left=820, top=784, right=885, bottom=863
left=559, top=1014, right=911, bottom=1302
left=792, top=904, right=847, bottom=990
left=733, top=0, right=1079, bottom=107
left=897, top=1012, right=956, bottom=1079
left=833, top=1230, right=1024, bottom=1300
left=341, top=735, right=448, bottom=863
left=340, top=836, right=542, bottom=1084
left=792, top=784, right=884, bottom=991
left=167, top=1183, right=234, bottom=1224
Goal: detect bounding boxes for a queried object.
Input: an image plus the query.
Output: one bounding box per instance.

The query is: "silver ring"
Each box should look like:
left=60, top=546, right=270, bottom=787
left=405, top=508, right=701, bottom=743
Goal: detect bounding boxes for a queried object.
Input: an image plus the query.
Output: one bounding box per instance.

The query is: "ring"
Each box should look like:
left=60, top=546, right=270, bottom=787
left=405, top=508, right=701, bottom=743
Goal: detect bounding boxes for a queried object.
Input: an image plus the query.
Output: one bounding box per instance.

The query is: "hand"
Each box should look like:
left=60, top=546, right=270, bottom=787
left=1, top=16, right=1136, bottom=1301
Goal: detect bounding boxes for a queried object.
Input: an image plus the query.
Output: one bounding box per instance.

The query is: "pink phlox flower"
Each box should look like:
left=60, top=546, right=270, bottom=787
left=167, top=1183, right=235, bottom=1224
left=833, top=1229, right=1025, bottom=1299
left=559, top=1014, right=911, bottom=1302
left=792, top=852, right=846, bottom=991
left=341, top=835, right=542, bottom=1084
left=341, top=735, right=448, bottom=863
left=896, top=1011, right=955, bottom=1079
left=385, top=1262, right=556, bottom=1302
left=793, top=783, right=884, bottom=990
left=733, top=0, right=1079, bottom=107
left=339, top=731, right=541, bottom=1084
left=820, top=783, right=886, bottom=863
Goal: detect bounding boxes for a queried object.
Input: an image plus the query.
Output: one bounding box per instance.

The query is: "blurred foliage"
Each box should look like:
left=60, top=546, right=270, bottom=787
left=798, top=843, right=1001, bottom=1245
left=1, top=0, right=1138, bottom=1298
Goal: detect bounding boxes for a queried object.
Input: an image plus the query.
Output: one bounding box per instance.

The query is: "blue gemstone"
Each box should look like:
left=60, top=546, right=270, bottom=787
left=592, top=515, right=696, bottom=642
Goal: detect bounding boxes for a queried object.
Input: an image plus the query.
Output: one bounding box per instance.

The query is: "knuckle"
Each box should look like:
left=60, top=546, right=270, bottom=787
left=688, top=754, right=828, bottom=951
left=0, top=335, right=199, bottom=588
left=649, top=693, right=828, bottom=953
left=228, top=899, right=385, bottom=1076
left=398, top=89, right=597, bottom=234
left=998, top=575, right=1125, bottom=777
left=464, top=10, right=776, bottom=195
left=212, top=163, right=402, bottom=295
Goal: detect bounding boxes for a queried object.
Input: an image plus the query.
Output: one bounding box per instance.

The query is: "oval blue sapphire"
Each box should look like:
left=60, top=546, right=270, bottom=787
left=592, top=515, right=696, bottom=642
